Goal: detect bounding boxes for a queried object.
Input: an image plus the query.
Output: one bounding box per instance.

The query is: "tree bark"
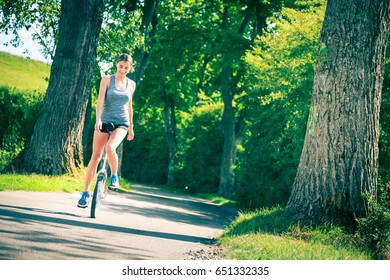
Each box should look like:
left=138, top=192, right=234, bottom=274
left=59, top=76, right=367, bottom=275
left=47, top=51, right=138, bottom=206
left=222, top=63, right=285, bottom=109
left=160, top=75, right=178, bottom=186
left=218, top=62, right=236, bottom=198
left=22, top=0, right=104, bottom=174
left=160, top=74, right=178, bottom=186
left=285, top=0, right=390, bottom=227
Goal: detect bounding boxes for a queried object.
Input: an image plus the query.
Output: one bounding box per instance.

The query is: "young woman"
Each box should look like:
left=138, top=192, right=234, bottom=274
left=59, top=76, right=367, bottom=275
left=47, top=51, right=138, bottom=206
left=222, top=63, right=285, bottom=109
left=78, top=53, right=136, bottom=208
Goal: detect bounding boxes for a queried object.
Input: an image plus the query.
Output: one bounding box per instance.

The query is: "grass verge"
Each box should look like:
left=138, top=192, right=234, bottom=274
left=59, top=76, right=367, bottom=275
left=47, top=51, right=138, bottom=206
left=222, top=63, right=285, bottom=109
left=0, top=173, right=132, bottom=193
left=218, top=206, right=374, bottom=260
left=197, top=193, right=237, bottom=208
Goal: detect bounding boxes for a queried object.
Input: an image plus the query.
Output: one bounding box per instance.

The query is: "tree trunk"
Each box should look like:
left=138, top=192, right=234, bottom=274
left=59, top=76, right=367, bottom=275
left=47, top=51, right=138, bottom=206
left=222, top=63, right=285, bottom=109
left=217, top=3, right=266, bottom=198
left=160, top=74, right=178, bottom=186
left=22, top=0, right=104, bottom=174
left=286, top=0, right=390, bottom=227
left=218, top=63, right=236, bottom=198
left=130, top=0, right=158, bottom=85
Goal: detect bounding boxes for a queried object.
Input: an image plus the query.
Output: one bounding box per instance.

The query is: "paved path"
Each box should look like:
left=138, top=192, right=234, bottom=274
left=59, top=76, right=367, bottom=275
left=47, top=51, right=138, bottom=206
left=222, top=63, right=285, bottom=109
left=0, top=184, right=236, bottom=260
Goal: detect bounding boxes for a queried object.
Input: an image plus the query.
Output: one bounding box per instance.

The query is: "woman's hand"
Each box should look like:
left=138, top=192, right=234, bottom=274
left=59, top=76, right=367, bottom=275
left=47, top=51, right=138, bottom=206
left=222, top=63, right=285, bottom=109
left=127, top=128, right=134, bottom=141
left=95, top=121, right=102, bottom=132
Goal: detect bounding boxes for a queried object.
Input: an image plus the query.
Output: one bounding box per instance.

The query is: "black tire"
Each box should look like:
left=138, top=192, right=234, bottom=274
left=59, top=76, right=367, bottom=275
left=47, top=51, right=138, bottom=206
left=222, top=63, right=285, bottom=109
left=90, top=175, right=106, bottom=218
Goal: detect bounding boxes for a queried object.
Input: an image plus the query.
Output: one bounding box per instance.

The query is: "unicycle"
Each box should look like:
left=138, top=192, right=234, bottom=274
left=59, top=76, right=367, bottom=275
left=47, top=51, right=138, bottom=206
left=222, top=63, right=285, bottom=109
left=90, top=122, right=115, bottom=218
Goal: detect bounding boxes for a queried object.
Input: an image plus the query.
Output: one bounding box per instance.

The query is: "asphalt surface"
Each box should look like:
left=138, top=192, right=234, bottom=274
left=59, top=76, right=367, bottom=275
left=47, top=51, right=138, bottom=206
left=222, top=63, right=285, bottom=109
left=0, top=184, right=237, bottom=260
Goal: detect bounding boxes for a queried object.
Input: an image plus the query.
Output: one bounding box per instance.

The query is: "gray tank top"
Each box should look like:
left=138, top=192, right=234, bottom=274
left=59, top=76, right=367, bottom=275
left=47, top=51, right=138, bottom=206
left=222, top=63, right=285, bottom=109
left=101, top=75, right=132, bottom=125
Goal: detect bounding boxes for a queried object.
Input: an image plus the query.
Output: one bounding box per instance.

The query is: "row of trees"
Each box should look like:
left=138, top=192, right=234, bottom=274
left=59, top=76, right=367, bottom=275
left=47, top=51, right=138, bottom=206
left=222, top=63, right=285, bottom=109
left=1, top=0, right=389, bottom=227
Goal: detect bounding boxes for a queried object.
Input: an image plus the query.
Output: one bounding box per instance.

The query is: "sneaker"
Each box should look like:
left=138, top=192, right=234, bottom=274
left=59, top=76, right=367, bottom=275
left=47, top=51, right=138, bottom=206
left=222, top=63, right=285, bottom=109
left=77, top=192, right=90, bottom=208
left=108, top=174, right=119, bottom=190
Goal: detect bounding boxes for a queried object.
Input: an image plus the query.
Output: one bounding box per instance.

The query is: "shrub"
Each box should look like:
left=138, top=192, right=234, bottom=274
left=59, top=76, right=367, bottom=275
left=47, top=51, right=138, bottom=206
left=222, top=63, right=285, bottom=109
left=121, top=106, right=169, bottom=185
left=356, top=183, right=390, bottom=259
left=0, top=86, right=43, bottom=170
left=175, top=103, right=223, bottom=194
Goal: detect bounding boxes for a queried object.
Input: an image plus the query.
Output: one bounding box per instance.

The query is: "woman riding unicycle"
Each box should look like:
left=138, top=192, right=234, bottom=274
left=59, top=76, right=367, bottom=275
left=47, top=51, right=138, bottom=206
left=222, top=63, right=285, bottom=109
left=77, top=53, right=136, bottom=210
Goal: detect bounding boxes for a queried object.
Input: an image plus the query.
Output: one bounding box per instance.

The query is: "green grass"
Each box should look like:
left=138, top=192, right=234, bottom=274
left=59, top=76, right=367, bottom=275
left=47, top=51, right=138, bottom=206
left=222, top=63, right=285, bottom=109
left=219, top=233, right=370, bottom=260
left=0, top=51, right=50, bottom=91
left=197, top=193, right=237, bottom=208
left=0, top=173, right=132, bottom=193
left=151, top=184, right=236, bottom=207
left=218, top=206, right=373, bottom=260
left=0, top=173, right=84, bottom=193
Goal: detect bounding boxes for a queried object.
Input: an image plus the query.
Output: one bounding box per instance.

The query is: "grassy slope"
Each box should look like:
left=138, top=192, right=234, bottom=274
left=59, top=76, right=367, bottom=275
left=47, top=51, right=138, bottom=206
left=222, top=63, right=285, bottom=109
left=0, top=51, right=50, bottom=91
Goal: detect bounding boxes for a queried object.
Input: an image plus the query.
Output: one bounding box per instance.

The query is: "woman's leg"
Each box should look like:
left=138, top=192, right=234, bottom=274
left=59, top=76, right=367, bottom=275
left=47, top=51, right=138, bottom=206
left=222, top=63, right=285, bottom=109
left=83, top=131, right=109, bottom=192
left=106, top=128, right=128, bottom=176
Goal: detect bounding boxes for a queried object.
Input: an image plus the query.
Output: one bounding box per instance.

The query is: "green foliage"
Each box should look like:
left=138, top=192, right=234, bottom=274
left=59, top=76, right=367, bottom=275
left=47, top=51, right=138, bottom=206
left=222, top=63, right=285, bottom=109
left=0, top=1, right=60, bottom=59
left=234, top=4, right=325, bottom=209
left=356, top=183, right=390, bottom=259
left=357, top=204, right=390, bottom=259
left=122, top=115, right=169, bottom=184
left=0, top=53, right=48, bottom=171
left=121, top=71, right=169, bottom=184
left=97, top=0, right=143, bottom=72
left=0, top=86, right=44, bottom=171
left=175, top=103, right=224, bottom=194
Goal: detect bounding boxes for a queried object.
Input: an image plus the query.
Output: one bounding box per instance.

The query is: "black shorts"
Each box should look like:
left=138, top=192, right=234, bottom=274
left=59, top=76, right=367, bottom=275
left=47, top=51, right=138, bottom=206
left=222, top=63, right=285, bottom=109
left=100, top=123, right=129, bottom=133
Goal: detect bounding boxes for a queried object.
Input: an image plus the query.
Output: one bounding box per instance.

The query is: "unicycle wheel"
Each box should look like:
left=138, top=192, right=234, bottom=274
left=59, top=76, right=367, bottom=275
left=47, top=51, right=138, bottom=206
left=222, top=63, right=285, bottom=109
left=90, top=175, right=106, bottom=218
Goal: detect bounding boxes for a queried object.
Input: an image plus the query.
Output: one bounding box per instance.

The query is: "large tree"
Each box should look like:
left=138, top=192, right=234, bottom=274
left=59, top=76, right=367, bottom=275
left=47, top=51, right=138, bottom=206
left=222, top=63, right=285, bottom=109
left=20, top=0, right=104, bottom=174
left=285, top=0, right=390, bottom=226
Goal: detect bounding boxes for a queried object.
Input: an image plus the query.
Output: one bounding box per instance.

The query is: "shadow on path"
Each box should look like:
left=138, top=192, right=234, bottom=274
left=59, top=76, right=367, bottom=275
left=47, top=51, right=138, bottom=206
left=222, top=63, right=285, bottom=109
left=0, top=204, right=212, bottom=244
left=106, top=184, right=237, bottom=229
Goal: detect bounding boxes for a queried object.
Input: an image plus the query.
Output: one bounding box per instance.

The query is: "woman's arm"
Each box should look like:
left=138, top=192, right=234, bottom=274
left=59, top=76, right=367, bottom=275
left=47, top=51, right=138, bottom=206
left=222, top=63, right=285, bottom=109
left=127, top=80, right=136, bottom=140
left=95, top=75, right=110, bottom=131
